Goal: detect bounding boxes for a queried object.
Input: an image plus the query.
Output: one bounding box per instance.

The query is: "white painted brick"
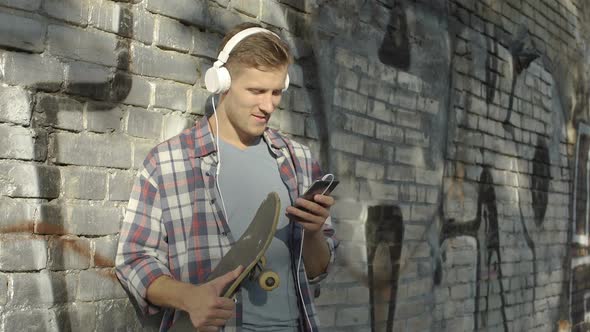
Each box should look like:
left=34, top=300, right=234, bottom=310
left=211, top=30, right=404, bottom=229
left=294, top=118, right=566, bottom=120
left=92, top=235, right=118, bottom=267
left=3, top=309, right=59, bottom=331
left=0, top=234, right=47, bottom=270
left=108, top=171, right=134, bottom=201
left=54, top=132, right=132, bottom=168
left=0, top=52, right=65, bottom=91
left=86, top=102, right=124, bottom=133
left=397, top=71, right=422, bottom=93
left=0, top=0, right=41, bottom=10
left=0, top=85, right=32, bottom=125
left=280, top=110, right=305, bottom=136
left=43, top=0, right=90, bottom=26
left=334, top=88, right=368, bottom=114
left=48, top=24, right=118, bottom=67
left=316, top=306, right=336, bottom=327
left=155, top=15, right=193, bottom=53
left=232, top=0, right=260, bottom=18
left=126, top=107, right=164, bottom=139
left=260, top=0, right=288, bottom=30
left=65, top=205, right=121, bottom=235
left=0, top=162, right=61, bottom=198
left=376, top=123, right=403, bottom=142
left=77, top=268, right=127, bottom=300
left=35, top=93, right=84, bottom=131
left=10, top=271, right=77, bottom=306
left=209, top=5, right=255, bottom=33
left=359, top=179, right=398, bottom=201
left=48, top=235, right=91, bottom=270
left=0, top=11, right=46, bottom=52
left=145, top=0, right=207, bottom=27
left=336, top=305, right=370, bottom=326
left=154, top=81, right=190, bottom=112
left=330, top=132, right=363, bottom=155
left=395, top=146, right=425, bottom=167
left=162, top=113, right=192, bottom=141
left=62, top=167, right=107, bottom=200
left=355, top=160, right=385, bottom=180
left=0, top=124, right=37, bottom=160
left=130, top=42, right=198, bottom=84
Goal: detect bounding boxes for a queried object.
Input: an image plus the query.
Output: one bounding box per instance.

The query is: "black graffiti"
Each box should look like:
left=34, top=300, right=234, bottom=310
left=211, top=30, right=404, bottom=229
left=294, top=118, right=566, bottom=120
left=365, top=205, right=404, bottom=332
left=378, top=0, right=411, bottom=70
left=532, top=137, right=550, bottom=226
left=437, top=166, right=508, bottom=332
left=503, top=29, right=540, bottom=126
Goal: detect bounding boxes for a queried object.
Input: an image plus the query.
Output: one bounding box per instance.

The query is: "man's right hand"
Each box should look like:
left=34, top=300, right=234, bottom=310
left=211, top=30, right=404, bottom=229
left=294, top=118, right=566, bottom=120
left=146, top=266, right=243, bottom=331
left=183, top=266, right=243, bottom=330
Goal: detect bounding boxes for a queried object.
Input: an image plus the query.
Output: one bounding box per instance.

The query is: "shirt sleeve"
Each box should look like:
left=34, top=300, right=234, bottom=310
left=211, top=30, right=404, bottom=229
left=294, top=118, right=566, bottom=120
left=115, top=155, right=172, bottom=316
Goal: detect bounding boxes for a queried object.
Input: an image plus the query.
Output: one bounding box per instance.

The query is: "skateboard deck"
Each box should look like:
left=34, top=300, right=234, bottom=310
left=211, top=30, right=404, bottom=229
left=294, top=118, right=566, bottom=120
left=169, top=192, right=281, bottom=331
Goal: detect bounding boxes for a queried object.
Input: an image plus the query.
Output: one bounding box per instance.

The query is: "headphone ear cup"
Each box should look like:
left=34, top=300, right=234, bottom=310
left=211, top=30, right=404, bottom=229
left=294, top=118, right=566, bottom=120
left=283, top=73, right=290, bottom=92
left=205, top=66, right=232, bottom=94
left=216, top=67, right=231, bottom=93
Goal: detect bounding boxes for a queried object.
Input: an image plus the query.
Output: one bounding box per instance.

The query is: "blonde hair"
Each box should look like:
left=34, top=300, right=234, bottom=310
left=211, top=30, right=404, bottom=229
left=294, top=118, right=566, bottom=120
left=219, top=23, right=293, bottom=74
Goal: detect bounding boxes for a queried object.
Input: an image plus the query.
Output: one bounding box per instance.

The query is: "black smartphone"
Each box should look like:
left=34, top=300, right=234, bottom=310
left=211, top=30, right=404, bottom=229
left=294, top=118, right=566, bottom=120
left=301, top=179, right=340, bottom=201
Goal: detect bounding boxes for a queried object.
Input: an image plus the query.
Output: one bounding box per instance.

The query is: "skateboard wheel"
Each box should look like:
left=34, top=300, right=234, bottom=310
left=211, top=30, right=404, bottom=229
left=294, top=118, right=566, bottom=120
left=259, top=270, right=280, bottom=291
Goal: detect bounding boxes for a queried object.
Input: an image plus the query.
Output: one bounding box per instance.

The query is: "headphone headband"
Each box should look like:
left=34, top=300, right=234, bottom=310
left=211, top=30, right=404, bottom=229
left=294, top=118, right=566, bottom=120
left=204, top=27, right=289, bottom=94
left=217, top=27, right=279, bottom=64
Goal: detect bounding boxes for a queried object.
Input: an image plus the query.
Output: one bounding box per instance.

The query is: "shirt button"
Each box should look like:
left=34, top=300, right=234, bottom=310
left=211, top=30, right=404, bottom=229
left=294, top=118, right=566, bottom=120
left=210, top=198, right=216, bottom=204
left=205, top=171, right=211, bottom=176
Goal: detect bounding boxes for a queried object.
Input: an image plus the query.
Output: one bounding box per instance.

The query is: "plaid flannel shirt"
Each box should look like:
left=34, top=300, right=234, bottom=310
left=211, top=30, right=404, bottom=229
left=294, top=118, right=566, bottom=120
left=115, top=117, right=337, bottom=332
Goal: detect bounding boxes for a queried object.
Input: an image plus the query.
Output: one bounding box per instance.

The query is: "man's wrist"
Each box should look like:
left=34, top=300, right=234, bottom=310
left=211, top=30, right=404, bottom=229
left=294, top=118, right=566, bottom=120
left=303, top=228, right=324, bottom=244
left=147, top=276, right=194, bottom=312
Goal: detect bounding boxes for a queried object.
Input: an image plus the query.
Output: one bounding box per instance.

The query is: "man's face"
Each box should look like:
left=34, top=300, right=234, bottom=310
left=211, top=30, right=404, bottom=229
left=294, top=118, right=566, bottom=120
left=218, top=65, right=288, bottom=147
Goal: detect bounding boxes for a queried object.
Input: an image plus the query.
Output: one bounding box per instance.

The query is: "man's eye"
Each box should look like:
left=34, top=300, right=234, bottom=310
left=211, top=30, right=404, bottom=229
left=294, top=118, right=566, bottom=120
left=272, top=90, right=282, bottom=96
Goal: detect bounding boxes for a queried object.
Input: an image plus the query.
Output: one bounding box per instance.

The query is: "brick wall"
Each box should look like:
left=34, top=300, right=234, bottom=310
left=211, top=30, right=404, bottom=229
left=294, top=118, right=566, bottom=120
left=1, top=0, right=589, bottom=331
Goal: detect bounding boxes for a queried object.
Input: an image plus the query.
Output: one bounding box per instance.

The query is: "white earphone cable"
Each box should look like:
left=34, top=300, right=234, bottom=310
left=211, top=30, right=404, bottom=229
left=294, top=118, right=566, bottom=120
left=212, top=95, right=230, bottom=226
left=296, top=173, right=334, bottom=331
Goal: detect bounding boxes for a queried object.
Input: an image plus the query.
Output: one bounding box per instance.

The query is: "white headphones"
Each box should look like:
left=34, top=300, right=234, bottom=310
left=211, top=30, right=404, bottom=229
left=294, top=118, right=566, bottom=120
left=204, top=27, right=290, bottom=94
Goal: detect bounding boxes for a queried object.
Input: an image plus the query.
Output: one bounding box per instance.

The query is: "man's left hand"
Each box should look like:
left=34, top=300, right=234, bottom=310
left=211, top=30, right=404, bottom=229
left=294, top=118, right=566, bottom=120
left=285, top=194, right=335, bottom=233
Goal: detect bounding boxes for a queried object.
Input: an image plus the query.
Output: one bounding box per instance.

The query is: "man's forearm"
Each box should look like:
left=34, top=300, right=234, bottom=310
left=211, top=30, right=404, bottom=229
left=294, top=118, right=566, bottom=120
left=302, top=230, right=330, bottom=278
left=146, top=275, right=193, bottom=312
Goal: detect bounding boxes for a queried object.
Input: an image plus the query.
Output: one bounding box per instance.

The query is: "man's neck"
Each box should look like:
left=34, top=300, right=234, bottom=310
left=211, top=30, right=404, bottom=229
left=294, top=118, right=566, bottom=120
left=207, top=113, right=261, bottom=150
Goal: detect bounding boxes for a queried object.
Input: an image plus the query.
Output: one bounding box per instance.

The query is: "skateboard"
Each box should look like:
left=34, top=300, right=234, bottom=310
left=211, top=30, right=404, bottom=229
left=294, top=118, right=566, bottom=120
left=169, top=192, right=281, bottom=331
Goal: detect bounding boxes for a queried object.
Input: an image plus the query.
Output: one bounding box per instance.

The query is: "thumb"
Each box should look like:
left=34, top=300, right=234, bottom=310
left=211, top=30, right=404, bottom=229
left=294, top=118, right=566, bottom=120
left=210, top=265, right=244, bottom=295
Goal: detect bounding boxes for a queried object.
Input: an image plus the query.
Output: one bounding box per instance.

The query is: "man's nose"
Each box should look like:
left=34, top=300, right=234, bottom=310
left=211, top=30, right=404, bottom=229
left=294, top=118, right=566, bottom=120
left=259, top=93, right=276, bottom=113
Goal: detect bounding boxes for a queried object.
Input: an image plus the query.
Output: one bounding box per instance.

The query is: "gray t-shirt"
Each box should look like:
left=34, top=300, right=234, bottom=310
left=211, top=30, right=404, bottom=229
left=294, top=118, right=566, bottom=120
left=218, top=137, right=299, bottom=331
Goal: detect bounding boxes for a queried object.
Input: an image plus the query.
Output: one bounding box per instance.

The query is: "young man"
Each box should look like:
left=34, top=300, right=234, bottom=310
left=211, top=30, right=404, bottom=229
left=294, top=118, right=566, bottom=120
left=115, top=23, right=337, bottom=332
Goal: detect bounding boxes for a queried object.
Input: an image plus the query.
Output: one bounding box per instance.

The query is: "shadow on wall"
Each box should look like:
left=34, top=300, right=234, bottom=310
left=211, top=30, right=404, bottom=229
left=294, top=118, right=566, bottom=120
left=365, top=205, right=404, bottom=332
left=0, top=3, right=134, bottom=331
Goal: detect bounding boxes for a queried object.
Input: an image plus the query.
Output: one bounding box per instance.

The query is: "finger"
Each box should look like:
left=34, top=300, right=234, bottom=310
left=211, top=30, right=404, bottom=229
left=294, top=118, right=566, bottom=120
left=203, top=317, right=230, bottom=327
left=286, top=205, right=324, bottom=226
left=208, top=308, right=235, bottom=320
left=232, top=265, right=244, bottom=278
left=197, top=326, right=219, bottom=332
left=211, top=266, right=243, bottom=295
left=313, top=194, right=335, bottom=207
left=294, top=198, right=330, bottom=219
left=288, top=207, right=325, bottom=232
left=212, top=296, right=237, bottom=310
